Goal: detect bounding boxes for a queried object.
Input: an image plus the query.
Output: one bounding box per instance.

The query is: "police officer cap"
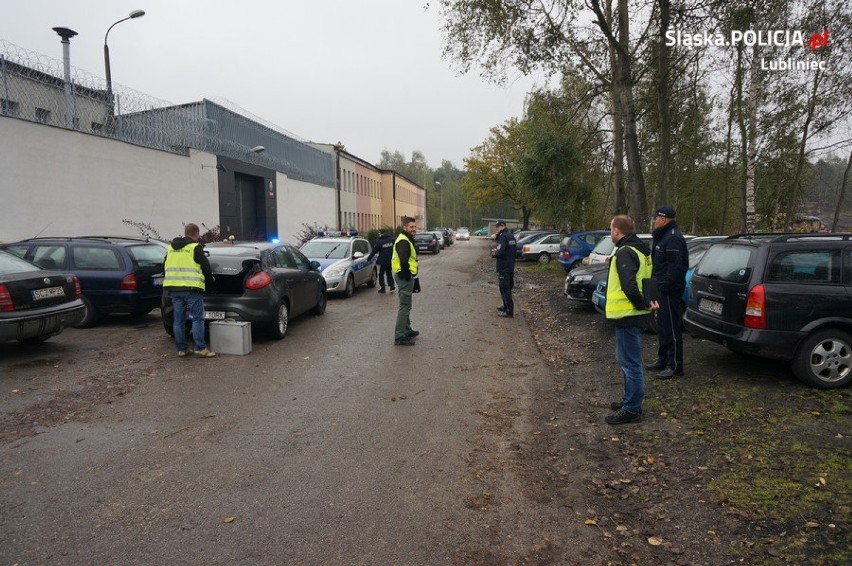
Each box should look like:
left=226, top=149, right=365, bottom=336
left=653, top=205, right=676, bottom=219
left=495, top=220, right=506, bottom=227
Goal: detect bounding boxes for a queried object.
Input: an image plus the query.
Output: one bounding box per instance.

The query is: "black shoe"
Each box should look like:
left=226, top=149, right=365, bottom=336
left=498, top=311, right=513, bottom=317
left=378, top=288, right=386, bottom=294
left=605, top=409, right=642, bottom=425
left=657, top=367, right=678, bottom=380
left=645, top=361, right=666, bottom=371
left=406, top=330, right=420, bottom=338
left=394, top=337, right=416, bottom=346
left=610, top=402, right=642, bottom=414
left=390, top=287, right=396, bottom=292
left=497, top=306, right=506, bottom=312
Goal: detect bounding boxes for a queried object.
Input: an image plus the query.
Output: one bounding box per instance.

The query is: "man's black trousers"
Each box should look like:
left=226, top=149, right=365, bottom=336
left=656, top=293, right=685, bottom=372
left=498, top=271, right=514, bottom=315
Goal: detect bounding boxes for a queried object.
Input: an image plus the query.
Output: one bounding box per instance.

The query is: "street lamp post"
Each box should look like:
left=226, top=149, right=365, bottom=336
left=435, top=181, right=443, bottom=228
left=104, top=9, right=145, bottom=95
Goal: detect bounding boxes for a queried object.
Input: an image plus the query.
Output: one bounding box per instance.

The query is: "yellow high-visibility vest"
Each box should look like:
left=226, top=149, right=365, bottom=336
left=605, top=245, right=651, bottom=319
left=391, top=233, right=418, bottom=275
left=163, top=243, right=205, bottom=291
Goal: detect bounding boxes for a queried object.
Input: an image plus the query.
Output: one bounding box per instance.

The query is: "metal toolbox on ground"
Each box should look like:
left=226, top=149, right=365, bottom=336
left=209, top=320, right=252, bottom=355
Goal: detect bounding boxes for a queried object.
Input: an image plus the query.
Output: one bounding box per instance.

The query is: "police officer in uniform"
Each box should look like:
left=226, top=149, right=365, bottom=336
left=646, top=205, right=689, bottom=379
left=494, top=220, right=517, bottom=317
left=391, top=216, right=419, bottom=345
left=163, top=223, right=216, bottom=357
left=368, top=228, right=395, bottom=293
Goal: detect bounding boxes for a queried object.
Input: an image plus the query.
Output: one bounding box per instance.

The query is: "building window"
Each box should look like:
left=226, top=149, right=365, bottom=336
left=1, top=98, right=20, bottom=117
left=35, top=107, right=52, bottom=124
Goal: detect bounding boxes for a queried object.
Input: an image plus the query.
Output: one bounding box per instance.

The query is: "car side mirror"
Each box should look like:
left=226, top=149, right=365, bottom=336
left=310, top=260, right=321, bottom=271
left=353, top=251, right=365, bottom=259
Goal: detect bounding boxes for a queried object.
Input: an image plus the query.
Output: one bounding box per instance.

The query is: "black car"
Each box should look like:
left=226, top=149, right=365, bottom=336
left=684, top=233, right=852, bottom=389
left=564, top=262, right=609, bottom=302
left=161, top=242, right=326, bottom=340
left=413, top=233, right=440, bottom=254
left=0, top=250, right=85, bottom=344
left=1, top=236, right=167, bottom=327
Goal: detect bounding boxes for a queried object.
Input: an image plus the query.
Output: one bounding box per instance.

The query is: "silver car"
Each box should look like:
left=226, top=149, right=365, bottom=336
left=299, top=233, right=378, bottom=298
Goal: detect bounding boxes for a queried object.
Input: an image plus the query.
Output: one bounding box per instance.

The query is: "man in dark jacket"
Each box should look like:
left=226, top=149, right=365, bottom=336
left=494, top=220, right=517, bottom=317
left=646, top=205, right=689, bottom=379
left=604, top=215, right=658, bottom=424
left=163, top=223, right=216, bottom=358
left=391, top=217, right=419, bottom=345
left=367, top=228, right=395, bottom=293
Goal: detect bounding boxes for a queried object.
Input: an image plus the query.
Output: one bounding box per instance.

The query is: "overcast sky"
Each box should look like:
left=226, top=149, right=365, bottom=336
left=1, top=0, right=546, bottom=169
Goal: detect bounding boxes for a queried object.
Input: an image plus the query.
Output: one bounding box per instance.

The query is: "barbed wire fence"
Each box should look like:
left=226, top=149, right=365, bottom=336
left=0, top=39, right=335, bottom=187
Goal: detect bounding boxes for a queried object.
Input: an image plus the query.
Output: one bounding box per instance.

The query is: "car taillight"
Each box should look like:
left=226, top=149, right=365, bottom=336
left=120, top=274, right=137, bottom=291
left=0, top=284, right=13, bottom=311
left=744, top=284, right=766, bottom=329
left=563, top=251, right=571, bottom=259
left=246, top=271, right=273, bottom=290
left=72, top=276, right=82, bottom=299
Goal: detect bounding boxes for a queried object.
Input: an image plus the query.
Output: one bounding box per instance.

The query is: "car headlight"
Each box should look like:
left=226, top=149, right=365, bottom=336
left=324, top=266, right=346, bottom=277
left=574, top=275, right=593, bottom=282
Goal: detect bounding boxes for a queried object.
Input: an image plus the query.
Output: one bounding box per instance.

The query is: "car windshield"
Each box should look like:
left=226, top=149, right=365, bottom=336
left=694, top=245, right=754, bottom=283
left=300, top=241, right=349, bottom=259
left=0, top=250, right=40, bottom=274
left=414, top=234, right=434, bottom=241
left=591, top=238, right=616, bottom=256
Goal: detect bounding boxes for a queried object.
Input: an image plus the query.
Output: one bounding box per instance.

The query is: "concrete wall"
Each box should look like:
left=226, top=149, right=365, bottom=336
left=275, top=172, right=336, bottom=245
left=0, top=117, right=219, bottom=242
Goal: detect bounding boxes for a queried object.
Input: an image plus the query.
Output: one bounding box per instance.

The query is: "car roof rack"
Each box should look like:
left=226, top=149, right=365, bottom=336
left=726, top=232, right=851, bottom=242
left=17, top=235, right=159, bottom=243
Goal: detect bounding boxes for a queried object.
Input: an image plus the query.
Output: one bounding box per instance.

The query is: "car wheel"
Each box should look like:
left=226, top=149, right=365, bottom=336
left=312, top=286, right=327, bottom=315
left=74, top=295, right=100, bottom=328
left=18, top=335, right=51, bottom=345
left=435, top=247, right=440, bottom=254
left=367, top=267, right=377, bottom=288
left=269, top=301, right=289, bottom=340
left=343, top=274, right=355, bottom=298
left=537, top=252, right=551, bottom=264
left=792, top=328, right=852, bottom=389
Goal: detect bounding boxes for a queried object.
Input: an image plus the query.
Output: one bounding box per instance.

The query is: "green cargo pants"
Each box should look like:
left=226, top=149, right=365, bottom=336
left=394, top=274, right=414, bottom=340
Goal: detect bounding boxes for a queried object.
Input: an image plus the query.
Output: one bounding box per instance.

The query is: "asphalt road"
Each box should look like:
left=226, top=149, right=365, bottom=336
left=1, top=239, right=568, bottom=564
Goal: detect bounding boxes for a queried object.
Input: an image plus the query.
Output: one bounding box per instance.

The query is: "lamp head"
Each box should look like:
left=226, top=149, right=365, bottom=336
left=53, top=27, right=78, bottom=41
left=250, top=146, right=266, bottom=154
left=129, top=10, right=145, bottom=18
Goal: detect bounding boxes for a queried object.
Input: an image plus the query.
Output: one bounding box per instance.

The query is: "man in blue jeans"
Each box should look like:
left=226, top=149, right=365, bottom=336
left=604, top=215, right=658, bottom=424
left=163, top=223, right=216, bottom=357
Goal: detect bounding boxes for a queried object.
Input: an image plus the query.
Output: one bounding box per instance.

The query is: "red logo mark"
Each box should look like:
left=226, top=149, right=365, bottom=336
left=806, top=29, right=828, bottom=50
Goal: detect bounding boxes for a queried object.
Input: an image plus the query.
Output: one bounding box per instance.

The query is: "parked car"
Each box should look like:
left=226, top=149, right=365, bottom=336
left=456, top=227, right=471, bottom=241
left=473, top=228, right=488, bottom=237
left=1, top=236, right=167, bottom=327
left=684, top=233, right=852, bottom=389
left=413, top=232, right=440, bottom=254
left=564, top=262, right=609, bottom=302
left=299, top=232, right=377, bottom=297
left=162, top=242, right=326, bottom=340
left=557, top=230, right=610, bottom=272
left=520, top=232, right=564, bottom=264
left=0, top=249, right=85, bottom=343
left=426, top=230, right=446, bottom=249
left=434, top=228, right=454, bottom=247
left=592, top=236, right=727, bottom=330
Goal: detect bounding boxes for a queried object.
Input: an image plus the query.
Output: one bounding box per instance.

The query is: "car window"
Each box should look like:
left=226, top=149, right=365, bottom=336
left=289, top=247, right=311, bottom=271
left=72, top=246, right=123, bottom=270
left=354, top=240, right=370, bottom=255
left=30, top=245, right=66, bottom=270
left=687, top=242, right=714, bottom=268
left=766, top=250, right=840, bottom=284
left=3, top=245, right=29, bottom=259
left=274, top=248, right=297, bottom=268
left=0, top=250, right=40, bottom=274
left=694, top=245, right=753, bottom=283
left=127, top=244, right=166, bottom=268
left=591, top=238, right=616, bottom=256
left=545, top=234, right=561, bottom=245
left=569, top=239, right=582, bottom=250
left=582, top=233, right=604, bottom=245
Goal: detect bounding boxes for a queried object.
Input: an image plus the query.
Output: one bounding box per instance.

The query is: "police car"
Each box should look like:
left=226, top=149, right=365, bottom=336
left=299, top=232, right=378, bottom=298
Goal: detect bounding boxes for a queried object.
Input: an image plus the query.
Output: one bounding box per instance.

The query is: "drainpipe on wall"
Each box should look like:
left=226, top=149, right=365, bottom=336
left=335, top=147, right=342, bottom=230
left=392, top=173, right=397, bottom=227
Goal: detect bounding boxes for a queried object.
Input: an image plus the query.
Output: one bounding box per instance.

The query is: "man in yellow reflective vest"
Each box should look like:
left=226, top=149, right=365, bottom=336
left=391, top=216, right=419, bottom=345
left=604, top=215, right=658, bottom=424
left=163, top=223, right=216, bottom=358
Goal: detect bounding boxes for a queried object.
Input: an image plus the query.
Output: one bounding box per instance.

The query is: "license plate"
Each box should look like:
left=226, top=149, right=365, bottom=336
left=417, top=246, right=428, bottom=250
left=591, top=293, right=602, bottom=306
left=204, top=311, right=225, bottom=320
left=699, top=298, right=723, bottom=315
left=153, top=276, right=164, bottom=287
left=32, top=286, right=66, bottom=300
